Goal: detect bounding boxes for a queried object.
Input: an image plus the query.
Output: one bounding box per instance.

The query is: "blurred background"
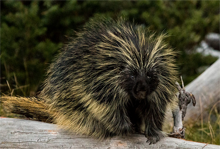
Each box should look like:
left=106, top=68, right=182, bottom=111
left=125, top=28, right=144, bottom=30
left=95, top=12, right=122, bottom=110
left=0, top=0, right=219, bottom=145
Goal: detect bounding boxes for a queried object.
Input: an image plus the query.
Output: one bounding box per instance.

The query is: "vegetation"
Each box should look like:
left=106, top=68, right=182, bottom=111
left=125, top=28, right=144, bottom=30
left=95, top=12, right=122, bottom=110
left=186, top=101, right=220, bottom=145
left=1, top=0, right=219, bottom=145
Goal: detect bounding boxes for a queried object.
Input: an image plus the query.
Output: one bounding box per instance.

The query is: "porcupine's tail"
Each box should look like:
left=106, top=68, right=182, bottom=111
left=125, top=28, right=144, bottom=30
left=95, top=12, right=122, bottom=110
left=1, top=96, right=54, bottom=123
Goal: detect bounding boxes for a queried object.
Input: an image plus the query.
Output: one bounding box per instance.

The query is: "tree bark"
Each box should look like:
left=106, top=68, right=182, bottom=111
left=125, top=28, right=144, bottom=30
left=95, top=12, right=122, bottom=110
left=0, top=118, right=219, bottom=149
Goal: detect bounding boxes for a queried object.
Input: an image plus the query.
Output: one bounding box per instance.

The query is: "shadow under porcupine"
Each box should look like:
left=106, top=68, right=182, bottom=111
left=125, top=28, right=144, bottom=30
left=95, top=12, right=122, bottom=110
left=2, top=18, right=178, bottom=144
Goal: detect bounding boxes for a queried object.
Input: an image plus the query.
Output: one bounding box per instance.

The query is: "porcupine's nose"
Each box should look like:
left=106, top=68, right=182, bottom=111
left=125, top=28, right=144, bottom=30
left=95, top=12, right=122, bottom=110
left=133, top=78, right=148, bottom=100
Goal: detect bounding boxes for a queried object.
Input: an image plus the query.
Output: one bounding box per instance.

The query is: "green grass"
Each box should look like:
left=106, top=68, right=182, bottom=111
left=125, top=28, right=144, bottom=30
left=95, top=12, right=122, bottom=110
left=185, top=101, right=220, bottom=145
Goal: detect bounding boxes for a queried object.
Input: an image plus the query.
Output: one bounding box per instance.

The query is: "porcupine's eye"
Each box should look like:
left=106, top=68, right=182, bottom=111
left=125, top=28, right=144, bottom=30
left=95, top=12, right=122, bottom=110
left=130, top=75, right=135, bottom=80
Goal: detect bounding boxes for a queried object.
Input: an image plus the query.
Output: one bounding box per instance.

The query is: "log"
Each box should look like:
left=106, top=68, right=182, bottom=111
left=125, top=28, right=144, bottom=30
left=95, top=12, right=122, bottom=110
left=0, top=118, right=219, bottom=149
left=163, top=59, right=220, bottom=135
left=184, top=58, right=220, bottom=122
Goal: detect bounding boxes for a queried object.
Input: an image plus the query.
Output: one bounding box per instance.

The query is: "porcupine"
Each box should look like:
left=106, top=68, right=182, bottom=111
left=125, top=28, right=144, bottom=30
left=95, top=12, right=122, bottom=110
left=2, top=18, right=178, bottom=144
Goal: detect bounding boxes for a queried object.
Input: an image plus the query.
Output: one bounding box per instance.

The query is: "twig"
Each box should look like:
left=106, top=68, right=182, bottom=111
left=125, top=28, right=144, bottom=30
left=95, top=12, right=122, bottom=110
left=168, top=76, right=196, bottom=138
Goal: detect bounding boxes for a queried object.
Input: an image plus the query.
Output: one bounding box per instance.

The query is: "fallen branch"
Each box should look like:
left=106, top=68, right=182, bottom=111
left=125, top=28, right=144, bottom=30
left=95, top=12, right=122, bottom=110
left=169, top=77, right=196, bottom=139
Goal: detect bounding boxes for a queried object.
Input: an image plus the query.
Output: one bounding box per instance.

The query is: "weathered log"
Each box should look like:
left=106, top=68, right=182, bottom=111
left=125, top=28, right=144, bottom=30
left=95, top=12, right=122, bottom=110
left=184, top=58, right=220, bottom=123
left=164, top=59, right=220, bottom=135
left=0, top=118, right=219, bottom=149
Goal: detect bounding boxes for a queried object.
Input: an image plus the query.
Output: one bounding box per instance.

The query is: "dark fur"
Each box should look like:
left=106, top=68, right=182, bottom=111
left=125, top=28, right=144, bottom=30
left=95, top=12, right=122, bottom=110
left=2, top=18, right=178, bottom=144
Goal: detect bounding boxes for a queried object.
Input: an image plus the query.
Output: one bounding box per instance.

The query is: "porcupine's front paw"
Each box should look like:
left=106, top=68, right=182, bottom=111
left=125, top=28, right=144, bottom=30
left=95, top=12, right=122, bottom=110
left=145, top=130, right=165, bottom=145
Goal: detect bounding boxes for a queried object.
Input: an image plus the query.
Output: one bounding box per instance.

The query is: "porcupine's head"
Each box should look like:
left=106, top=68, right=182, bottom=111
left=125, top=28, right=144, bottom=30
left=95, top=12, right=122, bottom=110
left=95, top=19, right=178, bottom=103
left=73, top=18, right=178, bottom=105
left=93, top=21, right=177, bottom=102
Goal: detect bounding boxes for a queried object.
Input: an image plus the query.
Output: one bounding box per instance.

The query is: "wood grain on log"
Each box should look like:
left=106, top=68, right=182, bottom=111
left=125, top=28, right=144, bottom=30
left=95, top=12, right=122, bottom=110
left=0, top=118, right=219, bottom=149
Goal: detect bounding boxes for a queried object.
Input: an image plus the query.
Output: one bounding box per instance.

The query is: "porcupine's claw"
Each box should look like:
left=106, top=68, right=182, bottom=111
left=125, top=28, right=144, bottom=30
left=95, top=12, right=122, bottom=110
left=146, top=135, right=160, bottom=145
left=145, top=130, right=164, bottom=145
